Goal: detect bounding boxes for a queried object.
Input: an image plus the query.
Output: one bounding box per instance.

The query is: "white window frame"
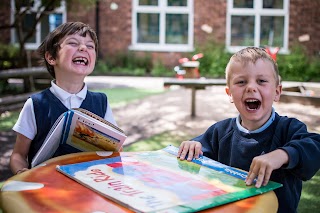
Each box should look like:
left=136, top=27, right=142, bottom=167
left=10, top=0, right=66, bottom=50
left=226, top=0, right=289, bottom=54
left=130, top=0, right=194, bottom=52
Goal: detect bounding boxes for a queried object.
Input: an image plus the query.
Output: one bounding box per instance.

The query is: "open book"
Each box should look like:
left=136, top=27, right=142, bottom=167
left=31, top=108, right=127, bottom=168
left=56, top=145, right=282, bottom=213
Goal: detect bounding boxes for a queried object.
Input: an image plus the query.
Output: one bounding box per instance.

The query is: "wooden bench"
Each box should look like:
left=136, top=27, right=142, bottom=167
left=0, top=67, right=51, bottom=113
left=0, top=67, right=51, bottom=92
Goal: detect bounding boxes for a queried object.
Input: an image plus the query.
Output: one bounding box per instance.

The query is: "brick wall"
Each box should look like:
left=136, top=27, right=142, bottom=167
left=68, top=0, right=132, bottom=60
left=1, top=0, right=319, bottom=69
left=0, top=1, right=12, bottom=44
left=289, top=0, right=320, bottom=55
left=194, top=0, right=227, bottom=46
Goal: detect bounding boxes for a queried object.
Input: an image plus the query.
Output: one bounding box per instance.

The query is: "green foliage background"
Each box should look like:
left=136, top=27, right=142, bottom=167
left=92, top=41, right=320, bottom=82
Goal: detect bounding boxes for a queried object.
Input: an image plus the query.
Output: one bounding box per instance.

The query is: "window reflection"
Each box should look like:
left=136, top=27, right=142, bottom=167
left=233, top=0, right=254, bottom=8
left=166, top=14, right=188, bottom=44
left=231, top=16, right=254, bottom=46
left=228, top=0, right=288, bottom=50
left=168, top=0, right=187, bottom=6
left=24, top=13, right=37, bottom=43
left=260, top=16, right=284, bottom=47
left=263, top=0, right=283, bottom=9
left=41, top=14, right=63, bottom=41
left=137, top=13, right=160, bottom=43
left=139, top=0, right=158, bottom=6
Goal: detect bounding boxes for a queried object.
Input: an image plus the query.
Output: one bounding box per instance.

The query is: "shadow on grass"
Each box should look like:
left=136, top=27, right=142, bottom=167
left=298, top=170, right=320, bottom=213
left=123, top=131, right=191, bottom=152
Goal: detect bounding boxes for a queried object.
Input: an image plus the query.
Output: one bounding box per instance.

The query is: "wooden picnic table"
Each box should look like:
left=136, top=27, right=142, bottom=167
left=164, top=78, right=227, bottom=117
left=0, top=151, right=278, bottom=213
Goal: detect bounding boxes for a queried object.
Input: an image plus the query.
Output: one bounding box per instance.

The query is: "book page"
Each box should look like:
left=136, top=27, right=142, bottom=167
left=31, top=112, right=69, bottom=168
left=62, top=110, right=127, bottom=152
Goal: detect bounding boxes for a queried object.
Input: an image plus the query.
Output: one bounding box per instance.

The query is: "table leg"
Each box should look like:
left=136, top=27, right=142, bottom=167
left=191, top=87, right=196, bottom=117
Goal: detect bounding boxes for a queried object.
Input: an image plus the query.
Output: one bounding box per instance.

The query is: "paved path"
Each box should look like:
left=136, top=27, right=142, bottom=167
left=1, top=76, right=320, bottom=181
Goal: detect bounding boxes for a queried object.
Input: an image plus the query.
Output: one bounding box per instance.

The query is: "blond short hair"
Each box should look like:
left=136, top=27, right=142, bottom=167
left=225, top=47, right=280, bottom=86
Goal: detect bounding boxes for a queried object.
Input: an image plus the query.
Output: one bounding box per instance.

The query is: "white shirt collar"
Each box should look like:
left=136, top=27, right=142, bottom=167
left=49, top=80, right=87, bottom=109
left=236, top=108, right=276, bottom=134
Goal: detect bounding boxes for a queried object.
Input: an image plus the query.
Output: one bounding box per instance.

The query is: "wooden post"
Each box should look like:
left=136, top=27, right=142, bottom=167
left=191, top=87, right=196, bottom=117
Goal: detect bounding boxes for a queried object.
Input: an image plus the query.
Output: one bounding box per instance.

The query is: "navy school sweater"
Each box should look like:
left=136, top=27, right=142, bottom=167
left=192, top=113, right=320, bottom=213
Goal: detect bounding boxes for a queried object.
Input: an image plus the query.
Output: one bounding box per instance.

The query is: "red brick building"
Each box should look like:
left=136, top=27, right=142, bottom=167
left=1, top=0, right=319, bottom=68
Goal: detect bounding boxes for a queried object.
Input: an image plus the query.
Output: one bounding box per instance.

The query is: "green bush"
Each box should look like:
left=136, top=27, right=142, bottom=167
left=0, top=43, right=20, bottom=69
left=193, top=41, right=232, bottom=78
left=194, top=41, right=319, bottom=82
left=94, top=51, right=153, bottom=76
left=151, top=61, right=174, bottom=77
left=277, top=44, right=320, bottom=82
left=93, top=42, right=319, bottom=82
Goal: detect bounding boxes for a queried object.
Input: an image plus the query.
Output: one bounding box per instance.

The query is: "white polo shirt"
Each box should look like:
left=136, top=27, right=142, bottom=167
left=13, top=81, right=116, bottom=140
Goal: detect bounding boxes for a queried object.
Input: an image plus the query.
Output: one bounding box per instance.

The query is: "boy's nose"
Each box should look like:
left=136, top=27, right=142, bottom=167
left=246, top=83, right=257, bottom=92
left=78, top=44, right=87, bottom=51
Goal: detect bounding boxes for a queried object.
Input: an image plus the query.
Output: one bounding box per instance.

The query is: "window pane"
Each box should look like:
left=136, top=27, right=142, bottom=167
left=260, top=16, right=284, bottom=47
left=41, top=13, right=63, bottom=41
left=233, top=0, right=254, bottom=8
left=263, top=0, right=283, bottom=9
left=21, top=0, right=34, bottom=7
left=139, top=0, right=158, bottom=5
left=166, top=14, right=188, bottom=44
left=231, top=16, right=254, bottom=46
left=24, top=13, right=37, bottom=43
left=41, top=0, right=61, bottom=7
left=137, top=13, right=159, bottom=43
left=168, top=0, right=187, bottom=6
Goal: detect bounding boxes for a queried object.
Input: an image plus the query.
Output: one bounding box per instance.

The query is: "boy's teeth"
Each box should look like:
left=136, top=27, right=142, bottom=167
left=73, top=57, right=88, bottom=65
left=245, top=99, right=260, bottom=110
left=246, top=99, right=256, bottom=102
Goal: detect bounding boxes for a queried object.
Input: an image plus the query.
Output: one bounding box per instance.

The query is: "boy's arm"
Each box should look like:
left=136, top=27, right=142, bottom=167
left=247, top=119, right=320, bottom=187
left=177, top=141, right=203, bottom=161
left=245, top=149, right=289, bottom=188
left=280, top=121, right=320, bottom=180
left=10, top=133, right=32, bottom=174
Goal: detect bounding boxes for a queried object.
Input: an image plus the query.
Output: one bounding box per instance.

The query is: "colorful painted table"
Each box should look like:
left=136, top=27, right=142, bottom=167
left=0, top=151, right=278, bottom=213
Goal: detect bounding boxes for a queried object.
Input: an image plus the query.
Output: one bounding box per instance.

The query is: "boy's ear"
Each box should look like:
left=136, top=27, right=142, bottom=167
left=225, top=87, right=234, bottom=103
left=274, top=84, right=282, bottom=102
left=45, top=52, right=56, bottom=65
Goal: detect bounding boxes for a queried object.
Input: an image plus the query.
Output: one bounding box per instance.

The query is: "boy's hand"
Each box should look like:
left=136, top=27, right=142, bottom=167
left=177, top=141, right=203, bottom=161
left=245, top=149, right=289, bottom=188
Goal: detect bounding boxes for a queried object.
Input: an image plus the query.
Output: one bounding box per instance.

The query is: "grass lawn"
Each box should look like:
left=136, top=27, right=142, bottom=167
left=298, top=170, right=320, bottom=212
left=94, top=88, right=164, bottom=108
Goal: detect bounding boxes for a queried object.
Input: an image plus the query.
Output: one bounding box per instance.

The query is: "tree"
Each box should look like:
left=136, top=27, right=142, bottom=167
left=0, top=0, right=96, bottom=68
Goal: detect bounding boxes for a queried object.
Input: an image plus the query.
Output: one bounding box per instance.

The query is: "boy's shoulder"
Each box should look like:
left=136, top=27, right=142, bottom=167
left=210, top=117, right=236, bottom=131
left=274, top=112, right=309, bottom=136
left=274, top=112, right=305, bottom=127
left=218, top=117, right=235, bottom=125
left=31, top=88, right=53, bottom=100
left=86, top=90, right=108, bottom=101
left=87, top=90, right=107, bottom=96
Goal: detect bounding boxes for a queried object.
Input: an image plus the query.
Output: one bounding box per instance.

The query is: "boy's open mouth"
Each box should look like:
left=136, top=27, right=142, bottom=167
left=245, top=99, right=261, bottom=110
left=73, top=57, right=88, bottom=65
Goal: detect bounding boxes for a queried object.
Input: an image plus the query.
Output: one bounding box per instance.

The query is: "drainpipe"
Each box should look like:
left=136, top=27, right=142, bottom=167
left=95, top=0, right=101, bottom=59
